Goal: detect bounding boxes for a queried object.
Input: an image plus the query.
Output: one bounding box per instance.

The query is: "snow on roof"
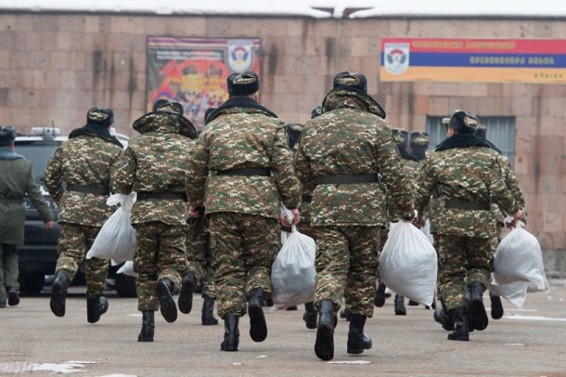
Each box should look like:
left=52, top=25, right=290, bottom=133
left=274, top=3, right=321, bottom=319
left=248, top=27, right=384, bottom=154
left=1, top=0, right=564, bottom=19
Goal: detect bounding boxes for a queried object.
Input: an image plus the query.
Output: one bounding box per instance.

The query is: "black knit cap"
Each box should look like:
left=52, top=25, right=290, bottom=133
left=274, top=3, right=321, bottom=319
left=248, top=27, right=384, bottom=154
left=86, top=107, right=114, bottom=127
left=227, top=71, right=260, bottom=96
left=0, top=125, right=16, bottom=146
left=332, top=71, right=368, bottom=93
left=442, top=109, right=480, bottom=133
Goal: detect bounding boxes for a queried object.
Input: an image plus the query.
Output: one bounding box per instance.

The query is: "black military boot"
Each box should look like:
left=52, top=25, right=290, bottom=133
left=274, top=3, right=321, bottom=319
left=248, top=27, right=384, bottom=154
left=374, top=282, right=387, bottom=307
left=468, top=282, right=488, bottom=331
left=178, top=272, right=196, bottom=314
left=138, top=310, right=155, bottom=342
left=156, top=278, right=177, bottom=323
left=347, top=313, right=373, bottom=354
left=50, top=270, right=72, bottom=317
left=86, top=295, right=109, bottom=323
left=394, top=294, right=406, bottom=315
left=201, top=295, right=218, bottom=326
left=314, top=300, right=335, bottom=361
left=7, top=286, right=20, bottom=306
left=248, top=288, right=267, bottom=342
left=447, top=308, right=469, bottom=341
left=340, top=308, right=352, bottom=321
left=490, top=292, right=504, bottom=320
left=220, top=315, right=239, bottom=351
left=433, top=300, right=454, bottom=331
left=303, top=302, right=317, bottom=329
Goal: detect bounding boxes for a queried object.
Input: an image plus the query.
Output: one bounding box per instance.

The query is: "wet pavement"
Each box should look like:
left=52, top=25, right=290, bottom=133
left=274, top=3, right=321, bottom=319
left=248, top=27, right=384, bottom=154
left=0, top=281, right=565, bottom=377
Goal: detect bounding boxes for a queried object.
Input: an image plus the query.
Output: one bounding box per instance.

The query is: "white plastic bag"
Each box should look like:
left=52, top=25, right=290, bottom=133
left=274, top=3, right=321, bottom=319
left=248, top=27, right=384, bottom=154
left=86, top=193, right=137, bottom=263
left=492, top=226, right=547, bottom=290
left=271, top=224, right=316, bottom=310
left=379, top=222, right=438, bottom=306
left=116, top=260, right=137, bottom=277
left=490, top=225, right=549, bottom=307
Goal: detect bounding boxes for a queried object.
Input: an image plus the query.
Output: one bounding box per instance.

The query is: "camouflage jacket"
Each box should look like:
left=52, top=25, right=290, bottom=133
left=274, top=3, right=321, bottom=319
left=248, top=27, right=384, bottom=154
left=484, top=150, right=526, bottom=225
left=113, top=112, right=196, bottom=226
left=388, top=158, right=421, bottom=222
left=187, top=97, right=301, bottom=219
left=43, top=127, right=124, bottom=226
left=414, top=135, right=519, bottom=238
left=294, top=90, right=414, bottom=226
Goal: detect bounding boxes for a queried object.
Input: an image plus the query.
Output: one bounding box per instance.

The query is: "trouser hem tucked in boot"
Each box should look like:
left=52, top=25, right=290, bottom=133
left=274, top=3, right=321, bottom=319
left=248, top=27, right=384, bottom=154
left=50, top=270, right=71, bottom=317
left=347, top=313, right=372, bottom=354
left=156, top=279, right=177, bottom=323
left=138, top=310, right=155, bottom=342
left=315, top=300, right=335, bottom=361
left=248, top=288, right=267, bottom=342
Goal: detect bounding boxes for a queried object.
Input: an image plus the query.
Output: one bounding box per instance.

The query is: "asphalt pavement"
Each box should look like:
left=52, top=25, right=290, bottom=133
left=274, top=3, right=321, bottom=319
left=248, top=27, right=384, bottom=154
left=1, top=281, right=565, bottom=377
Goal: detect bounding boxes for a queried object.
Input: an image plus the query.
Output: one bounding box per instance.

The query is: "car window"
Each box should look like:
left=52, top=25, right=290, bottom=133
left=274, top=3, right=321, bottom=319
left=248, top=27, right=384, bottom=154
left=15, top=141, right=62, bottom=184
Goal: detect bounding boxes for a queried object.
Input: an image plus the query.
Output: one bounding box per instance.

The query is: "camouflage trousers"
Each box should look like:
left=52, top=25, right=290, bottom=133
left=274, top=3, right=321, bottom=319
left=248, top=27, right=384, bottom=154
left=133, top=222, right=187, bottom=312
left=185, top=216, right=216, bottom=298
left=314, top=225, right=381, bottom=318
left=209, top=213, right=279, bottom=319
left=436, top=234, right=492, bottom=311
left=56, top=223, right=109, bottom=298
left=0, top=243, right=18, bottom=299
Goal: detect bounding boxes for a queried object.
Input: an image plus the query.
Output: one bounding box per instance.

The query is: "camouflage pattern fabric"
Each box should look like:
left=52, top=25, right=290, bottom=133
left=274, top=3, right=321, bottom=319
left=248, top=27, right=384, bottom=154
left=186, top=105, right=301, bottom=217
left=185, top=215, right=216, bottom=298
left=294, top=89, right=413, bottom=318
left=112, top=112, right=196, bottom=312
left=133, top=222, right=187, bottom=311
left=43, top=135, right=123, bottom=226
left=294, top=98, right=413, bottom=226
left=113, top=114, right=195, bottom=226
left=209, top=213, right=279, bottom=318
left=436, top=235, right=492, bottom=311
left=314, top=226, right=381, bottom=317
left=56, top=224, right=109, bottom=297
left=414, top=146, right=519, bottom=238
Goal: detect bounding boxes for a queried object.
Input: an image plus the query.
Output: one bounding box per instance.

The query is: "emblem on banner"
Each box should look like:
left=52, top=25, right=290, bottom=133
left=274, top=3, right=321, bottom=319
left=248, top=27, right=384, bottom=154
left=384, top=43, right=410, bottom=75
left=228, top=40, right=254, bottom=73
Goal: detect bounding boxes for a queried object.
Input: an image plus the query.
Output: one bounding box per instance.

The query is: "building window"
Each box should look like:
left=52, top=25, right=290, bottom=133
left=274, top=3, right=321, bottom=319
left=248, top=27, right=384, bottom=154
left=426, top=116, right=516, bottom=167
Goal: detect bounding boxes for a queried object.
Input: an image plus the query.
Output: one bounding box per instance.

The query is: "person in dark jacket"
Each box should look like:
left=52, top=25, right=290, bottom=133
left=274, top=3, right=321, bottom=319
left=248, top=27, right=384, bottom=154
left=0, top=125, right=54, bottom=308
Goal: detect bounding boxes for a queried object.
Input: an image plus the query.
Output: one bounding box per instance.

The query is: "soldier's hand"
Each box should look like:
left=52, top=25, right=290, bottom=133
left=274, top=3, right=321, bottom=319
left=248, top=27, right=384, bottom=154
left=413, top=217, right=426, bottom=229
left=44, top=220, right=55, bottom=229
left=189, top=205, right=202, bottom=218
left=510, top=209, right=524, bottom=227
left=290, top=208, right=300, bottom=225
left=279, top=212, right=292, bottom=227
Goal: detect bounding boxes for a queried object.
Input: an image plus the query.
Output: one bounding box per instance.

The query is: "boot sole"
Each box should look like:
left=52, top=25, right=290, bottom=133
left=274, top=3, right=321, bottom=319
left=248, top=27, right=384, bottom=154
left=470, top=299, right=489, bottom=331
left=220, top=342, right=238, bottom=351
left=157, top=281, right=178, bottom=323
left=248, top=303, right=267, bottom=342
left=447, top=334, right=469, bottom=341
left=178, top=275, right=195, bottom=314
left=490, top=295, right=504, bottom=320
left=7, top=291, right=20, bottom=306
left=314, top=323, right=334, bottom=361
left=50, top=282, right=66, bottom=317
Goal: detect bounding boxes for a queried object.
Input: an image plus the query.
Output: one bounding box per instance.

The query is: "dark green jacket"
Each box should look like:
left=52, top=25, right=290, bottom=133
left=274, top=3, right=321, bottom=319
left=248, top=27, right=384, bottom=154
left=0, top=147, right=53, bottom=245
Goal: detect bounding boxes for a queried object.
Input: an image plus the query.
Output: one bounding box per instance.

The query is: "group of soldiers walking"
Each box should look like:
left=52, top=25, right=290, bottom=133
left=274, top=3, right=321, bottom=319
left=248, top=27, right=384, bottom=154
left=1, top=69, right=525, bottom=361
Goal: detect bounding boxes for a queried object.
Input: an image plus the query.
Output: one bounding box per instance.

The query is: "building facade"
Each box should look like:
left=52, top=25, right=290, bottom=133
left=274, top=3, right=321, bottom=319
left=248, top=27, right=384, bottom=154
left=1, top=12, right=564, bottom=275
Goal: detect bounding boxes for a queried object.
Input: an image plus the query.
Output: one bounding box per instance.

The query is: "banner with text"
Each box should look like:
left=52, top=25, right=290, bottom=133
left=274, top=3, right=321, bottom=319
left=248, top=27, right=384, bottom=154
left=147, top=37, right=262, bottom=130
left=380, top=38, right=566, bottom=84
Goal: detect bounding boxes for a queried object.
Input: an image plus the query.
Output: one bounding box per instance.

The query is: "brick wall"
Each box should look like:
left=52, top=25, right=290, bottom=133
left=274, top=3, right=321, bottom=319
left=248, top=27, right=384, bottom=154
left=1, top=13, right=564, bottom=274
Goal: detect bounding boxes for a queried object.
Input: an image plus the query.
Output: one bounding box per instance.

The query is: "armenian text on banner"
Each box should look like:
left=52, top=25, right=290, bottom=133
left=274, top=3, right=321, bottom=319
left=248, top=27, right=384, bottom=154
left=380, top=38, right=566, bottom=84
left=147, top=37, right=261, bottom=130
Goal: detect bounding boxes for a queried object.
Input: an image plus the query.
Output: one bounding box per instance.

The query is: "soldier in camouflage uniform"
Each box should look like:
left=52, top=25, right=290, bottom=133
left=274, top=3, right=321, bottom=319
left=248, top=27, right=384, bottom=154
left=44, top=108, right=123, bottom=323
left=112, top=100, right=197, bottom=341
left=186, top=71, right=301, bottom=352
left=295, top=72, right=414, bottom=361
left=414, top=110, right=523, bottom=341
left=0, top=126, right=54, bottom=308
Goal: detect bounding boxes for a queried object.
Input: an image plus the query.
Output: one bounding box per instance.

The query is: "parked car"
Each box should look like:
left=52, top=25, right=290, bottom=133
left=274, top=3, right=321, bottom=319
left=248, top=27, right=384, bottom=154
left=16, top=127, right=136, bottom=297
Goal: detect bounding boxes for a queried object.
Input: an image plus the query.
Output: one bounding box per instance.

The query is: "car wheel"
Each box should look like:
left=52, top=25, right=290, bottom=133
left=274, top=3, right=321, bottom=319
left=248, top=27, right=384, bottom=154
left=19, top=273, right=45, bottom=295
left=115, top=274, right=137, bottom=298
